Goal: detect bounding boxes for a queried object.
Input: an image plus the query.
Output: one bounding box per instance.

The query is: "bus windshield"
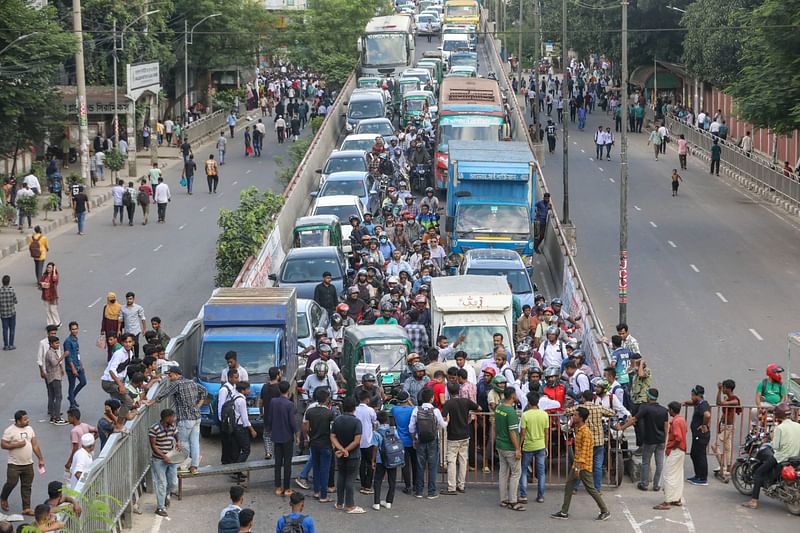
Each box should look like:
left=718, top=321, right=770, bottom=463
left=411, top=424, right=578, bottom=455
left=455, top=204, right=530, bottom=237
left=363, top=33, right=408, bottom=66
left=447, top=5, right=478, bottom=18
left=438, top=123, right=503, bottom=151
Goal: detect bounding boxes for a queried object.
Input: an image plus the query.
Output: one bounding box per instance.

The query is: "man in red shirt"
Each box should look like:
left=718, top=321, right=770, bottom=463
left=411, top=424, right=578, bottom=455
left=426, top=370, right=447, bottom=409
left=654, top=401, right=688, bottom=509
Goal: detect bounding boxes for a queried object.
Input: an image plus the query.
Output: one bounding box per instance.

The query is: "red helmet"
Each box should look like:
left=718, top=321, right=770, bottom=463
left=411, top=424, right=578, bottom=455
left=781, top=465, right=798, bottom=481
left=766, top=363, right=784, bottom=383
left=335, top=303, right=350, bottom=315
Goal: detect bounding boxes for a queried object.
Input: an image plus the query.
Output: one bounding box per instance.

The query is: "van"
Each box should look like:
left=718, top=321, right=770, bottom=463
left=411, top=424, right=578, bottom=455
left=345, top=91, right=388, bottom=133
left=440, top=33, right=470, bottom=68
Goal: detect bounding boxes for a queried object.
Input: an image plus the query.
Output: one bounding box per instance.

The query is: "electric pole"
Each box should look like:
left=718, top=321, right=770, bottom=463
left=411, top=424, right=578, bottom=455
left=73, top=0, right=90, bottom=183
left=618, top=0, right=630, bottom=323
left=516, top=0, right=523, bottom=86
left=561, top=0, right=570, bottom=225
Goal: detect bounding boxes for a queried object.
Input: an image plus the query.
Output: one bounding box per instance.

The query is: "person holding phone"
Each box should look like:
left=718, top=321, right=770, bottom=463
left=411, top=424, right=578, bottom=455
left=1, top=410, right=46, bottom=516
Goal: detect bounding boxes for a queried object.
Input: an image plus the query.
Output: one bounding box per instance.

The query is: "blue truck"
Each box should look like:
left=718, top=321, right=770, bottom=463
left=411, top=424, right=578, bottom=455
left=444, top=140, right=537, bottom=256
left=197, top=287, right=298, bottom=437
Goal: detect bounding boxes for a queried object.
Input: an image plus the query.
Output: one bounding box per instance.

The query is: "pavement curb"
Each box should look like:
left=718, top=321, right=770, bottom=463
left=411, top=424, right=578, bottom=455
left=0, top=190, right=113, bottom=260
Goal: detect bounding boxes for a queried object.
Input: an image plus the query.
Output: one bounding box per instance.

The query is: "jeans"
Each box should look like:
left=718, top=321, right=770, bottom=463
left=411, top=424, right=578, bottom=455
left=263, top=430, right=273, bottom=457
left=373, top=464, right=397, bottom=504
left=1, top=463, right=34, bottom=510
left=66, top=369, right=86, bottom=408
left=311, top=446, right=332, bottom=498
left=593, top=445, right=605, bottom=490
left=336, top=457, right=358, bottom=508
left=76, top=211, right=86, bottom=233
left=186, top=175, right=194, bottom=194
left=218, top=149, right=226, bottom=164
left=402, top=446, right=418, bottom=490
left=360, top=445, right=375, bottom=489
left=751, top=455, right=778, bottom=500
left=126, top=203, right=135, bottom=225
left=690, top=432, right=709, bottom=480
left=299, top=454, right=312, bottom=480
left=596, top=143, right=603, bottom=159
left=679, top=154, right=687, bottom=169
left=34, top=259, right=44, bottom=283
left=157, top=203, right=167, bottom=222
left=177, top=419, right=201, bottom=468
left=113, top=205, right=124, bottom=224
left=605, top=144, right=612, bottom=158
left=560, top=469, right=608, bottom=514
left=498, top=449, right=521, bottom=504
left=274, top=441, right=293, bottom=490
left=1, top=315, right=15, bottom=348
left=578, top=116, right=586, bottom=129
left=445, top=439, right=469, bottom=491
left=46, top=379, right=62, bottom=418
left=415, top=440, right=439, bottom=496
left=641, top=442, right=665, bottom=488
left=150, top=458, right=177, bottom=509
left=519, top=448, right=546, bottom=499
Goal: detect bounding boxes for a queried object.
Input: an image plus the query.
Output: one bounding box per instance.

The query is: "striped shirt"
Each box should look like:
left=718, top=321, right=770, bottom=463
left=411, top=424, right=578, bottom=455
left=148, top=422, right=177, bottom=458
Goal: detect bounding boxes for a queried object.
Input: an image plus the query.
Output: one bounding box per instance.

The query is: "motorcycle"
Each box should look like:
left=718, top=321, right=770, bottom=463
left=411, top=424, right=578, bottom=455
left=731, top=428, right=800, bottom=515
left=411, top=164, right=430, bottom=193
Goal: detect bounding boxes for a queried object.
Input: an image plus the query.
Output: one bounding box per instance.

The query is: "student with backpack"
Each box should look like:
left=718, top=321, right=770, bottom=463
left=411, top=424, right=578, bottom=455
left=371, top=410, right=403, bottom=511
left=123, top=181, right=136, bottom=226
left=408, top=387, right=447, bottom=498
left=218, top=485, right=245, bottom=532
left=217, top=369, right=241, bottom=472
left=137, top=179, right=152, bottom=225
left=275, top=492, right=315, bottom=533
left=28, top=226, right=48, bottom=284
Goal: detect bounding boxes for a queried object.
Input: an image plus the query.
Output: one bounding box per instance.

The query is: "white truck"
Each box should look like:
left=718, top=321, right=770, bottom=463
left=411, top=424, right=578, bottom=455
left=430, top=275, right=514, bottom=364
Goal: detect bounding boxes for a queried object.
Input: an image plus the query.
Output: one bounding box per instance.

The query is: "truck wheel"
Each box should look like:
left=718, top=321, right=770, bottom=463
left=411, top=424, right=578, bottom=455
left=200, top=425, right=212, bottom=438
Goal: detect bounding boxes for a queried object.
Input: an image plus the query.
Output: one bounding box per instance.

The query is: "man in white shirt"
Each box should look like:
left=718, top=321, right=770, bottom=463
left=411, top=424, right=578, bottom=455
left=154, top=177, right=171, bottom=223
left=94, top=151, right=105, bottom=181
left=70, top=434, right=95, bottom=488
left=538, top=327, right=567, bottom=369
left=709, top=119, right=720, bottom=136
left=740, top=131, right=753, bottom=155
left=696, top=111, right=707, bottom=129
left=22, top=174, right=41, bottom=194
left=453, top=352, right=477, bottom=384
left=221, top=351, right=249, bottom=384
left=111, top=180, right=125, bottom=226
left=164, top=119, right=174, bottom=145
left=101, top=334, right=136, bottom=420
left=603, top=127, right=614, bottom=160
left=657, top=124, right=669, bottom=154
left=594, top=126, right=605, bottom=160
left=118, top=138, right=128, bottom=157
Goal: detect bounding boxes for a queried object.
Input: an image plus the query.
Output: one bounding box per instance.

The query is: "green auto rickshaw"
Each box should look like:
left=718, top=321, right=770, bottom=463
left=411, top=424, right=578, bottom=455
left=402, top=90, right=435, bottom=128
left=341, top=325, right=411, bottom=397
left=292, top=215, right=344, bottom=253
left=417, top=58, right=443, bottom=89
left=357, top=76, right=382, bottom=89
left=393, top=78, right=421, bottom=116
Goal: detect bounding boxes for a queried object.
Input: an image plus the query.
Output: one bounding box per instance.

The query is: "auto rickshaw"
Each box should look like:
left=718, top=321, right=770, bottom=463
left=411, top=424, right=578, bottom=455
left=402, top=91, right=434, bottom=128
left=292, top=215, right=344, bottom=253
left=341, top=325, right=411, bottom=396
left=357, top=76, right=382, bottom=89
left=393, top=78, right=421, bottom=117
left=417, top=58, right=443, bottom=88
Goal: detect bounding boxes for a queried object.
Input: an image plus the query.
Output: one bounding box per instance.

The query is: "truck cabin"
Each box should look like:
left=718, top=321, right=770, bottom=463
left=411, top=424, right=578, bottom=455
left=342, top=325, right=411, bottom=394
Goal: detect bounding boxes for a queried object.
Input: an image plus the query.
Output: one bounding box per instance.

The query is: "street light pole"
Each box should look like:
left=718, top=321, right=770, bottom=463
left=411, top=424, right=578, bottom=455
left=516, top=0, right=522, bottom=86
left=113, top=20, right=119, bottom=144
left=561, top=0, right=570, bottom=225
left=618, top=0, right=629, bottom=323
left=73, top=0, right=90, bottom=183
left=184, top=14, right=222, bottom=127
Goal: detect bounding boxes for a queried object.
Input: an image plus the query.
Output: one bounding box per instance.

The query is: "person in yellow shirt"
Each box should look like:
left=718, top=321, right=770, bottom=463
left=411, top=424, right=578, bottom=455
left=551, top=407, right=610, bottom=521
left=27, top=226, right=48, bottom=284
left=156, top=121, right=165, bottom=146
left=518, top=391, right=550, bottom=503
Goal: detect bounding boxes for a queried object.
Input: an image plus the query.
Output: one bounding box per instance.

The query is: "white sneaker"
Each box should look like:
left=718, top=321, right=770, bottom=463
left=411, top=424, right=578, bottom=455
left=381, top=501, right=391, bottom=509
left=372, top=504, right=380, bottom=511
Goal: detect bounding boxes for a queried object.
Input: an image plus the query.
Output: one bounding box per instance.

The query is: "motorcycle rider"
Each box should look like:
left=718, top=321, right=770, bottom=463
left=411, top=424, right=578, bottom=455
left=416, top=204, right=439, bottom=232
left=303, top=361, right=338, bottom=401
left=345, top=286, right=367, bottom=322
left=593, top=378, right=630, bottom=420
left=754, top=363, right=787, bottom=418
left=386, top=250, right=412, bottom=277
left=742, top=402, right=800, bottom=509
left=389, top=221, right=412, bottom=255
left=542, top=367, right=567, bottom=412
left=409, top=141, right=432, bottom=189
left=420, top=187, right=439, bottom=213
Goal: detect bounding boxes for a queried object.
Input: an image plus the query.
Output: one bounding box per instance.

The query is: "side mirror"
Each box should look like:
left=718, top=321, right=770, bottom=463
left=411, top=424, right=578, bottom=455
left=310, top=191, right=318, bottom=198
left=315, top=169, right=322, bottom=174
left=445, top=217, right=454, bottom=233
left=268, top=273, right=277, bottom=281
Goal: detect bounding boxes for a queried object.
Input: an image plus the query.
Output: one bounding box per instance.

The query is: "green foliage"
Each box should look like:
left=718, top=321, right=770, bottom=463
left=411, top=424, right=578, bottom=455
left=276, top=137, right=312, bottom=184
left=30, top=161, right=46, bottom=181
left=105, top=149, right=126, bottom=173
left=213, top=88, right=247, bottom=112
left=44, top=194, right=60, bottom=219
left=18, top=486, right=122, bottom=533
left=285, top=0, right=390, bottom=86
left=215, top=187, right=285, bottom=287
left=310, top=116, right=325, bottom=134
left=0, top=1, right=74, bottom=156
left=725, top=0, right=800, bottom=134
left=16, top=195, right=39, bottom=218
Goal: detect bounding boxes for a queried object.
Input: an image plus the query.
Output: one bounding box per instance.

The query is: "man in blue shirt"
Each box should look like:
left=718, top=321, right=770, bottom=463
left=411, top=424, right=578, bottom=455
left=63, top=321, right=86, bottom=409
left=534, top=192, right=551, bottom=253
left=391, top=390, right=416, bottom=494
left=275, top=492, right=315, bottom=533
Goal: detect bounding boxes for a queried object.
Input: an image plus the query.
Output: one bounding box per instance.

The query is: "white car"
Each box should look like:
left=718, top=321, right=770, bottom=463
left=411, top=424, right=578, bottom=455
left=415, top=13, right=441, bottom=35
left=340, top=133, right=379, bottom=153
left=310, top=195, right=365, bottom=252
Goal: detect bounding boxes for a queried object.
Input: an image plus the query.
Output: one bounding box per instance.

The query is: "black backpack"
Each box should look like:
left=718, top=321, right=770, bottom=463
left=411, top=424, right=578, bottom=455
left=219, top=388, right=240, bottom=435
left=122, top=189, right=133, bottom=207
left=137, top=189, right=150, bottom=206
left=217, top=509, right=240, bottom=533
left=280, top=514, right=306, bottom=533
left=416, top=406, right=436, bottom=444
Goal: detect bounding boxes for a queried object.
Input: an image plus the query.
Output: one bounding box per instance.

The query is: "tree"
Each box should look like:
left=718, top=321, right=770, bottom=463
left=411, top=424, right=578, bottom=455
left=0, top=1, right=75, bottom=158
left=726, top=0, right=800, bottom=134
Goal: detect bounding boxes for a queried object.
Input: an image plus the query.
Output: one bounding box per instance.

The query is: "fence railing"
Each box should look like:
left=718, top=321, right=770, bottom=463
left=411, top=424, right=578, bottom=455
left=67, top=319, right=203, bottom=532
left=666, top=117, right=800, bottom=207
left=183, top=110, right=227, bottom=144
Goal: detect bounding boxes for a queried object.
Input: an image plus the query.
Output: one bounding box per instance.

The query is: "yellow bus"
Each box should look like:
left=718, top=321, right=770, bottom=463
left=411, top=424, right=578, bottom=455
left=444, top=0, right=480, bottom=27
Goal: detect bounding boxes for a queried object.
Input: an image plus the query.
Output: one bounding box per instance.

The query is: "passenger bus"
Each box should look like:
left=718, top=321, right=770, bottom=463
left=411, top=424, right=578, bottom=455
left=357, top=16, right=415, bottom=79
left=435, top=77, right=506, bottom=189
left=443, top=0, right=480, bottom=27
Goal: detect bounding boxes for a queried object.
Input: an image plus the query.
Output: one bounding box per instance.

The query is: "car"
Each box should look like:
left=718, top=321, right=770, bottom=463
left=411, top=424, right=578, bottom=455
left=339, top=133, right=378, bottom=153
left=297, top=298, right=329, bottom=352
left=446, top=65, right=478, bottom=78
left=415, top=13, right=441, bottom=35
left=345, top=91, right=389, bottom=133
left=310, top=194, right=365, bottom=252
left=400, top=68, right=433, bottom=89
left=269, top=247, right=349, bottom=300
left=313, top=171, right=371, bottom=211
left=354, top=117, right=397, bottom=146
left=459, top=248, right=536, bottom=308
left=440, top=33, right=471, bottom=67
left=316, top=150, right=369, bottom=185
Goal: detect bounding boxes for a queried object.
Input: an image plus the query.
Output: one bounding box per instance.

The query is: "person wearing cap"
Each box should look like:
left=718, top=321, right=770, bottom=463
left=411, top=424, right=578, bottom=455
left=742, top=402, right=800, bottom=509
left=403, top=362, right=430, bottom=406
left=154, top=366, right=207, bottom=474
left=69, top=433, right=95, bottom=489
left=620, top=388, right=668, bottom=491
left=681, top=385, right=711, bottom=486
left=533, top=192, right=551, bottom=253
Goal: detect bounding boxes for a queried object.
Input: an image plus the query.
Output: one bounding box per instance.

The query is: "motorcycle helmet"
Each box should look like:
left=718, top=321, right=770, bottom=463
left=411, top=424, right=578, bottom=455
left=347, top=285, right=360, bottom=295
left=357, top=268, right=368, bottom=277
left=516, top=343, right=530, bottom=354
left=349, top=215, right=360, bottom=224
left=380, top=302, right=394, bottom=312
left=551, top=298, right=563, bottom=307
left=571, top=349, right=585, bottom=362
left=528, top=364, right=542, bottom=377
left=781, top=465, right=798, bottom=481
left=318, top=344, right=332, bottom=355
left=362, top=372, right=376, bottom=383
left=491, top=375, right=508, bottom=393
left=593, top=378, right=610, bottom=394
left=766, top=363, right=784, bottom=383
left=313, top=326, right=327, bottom=338
left=387, top=275, right=400, bottom=284
left=314, top=361, right=328, bottom=378
left=412, top=362, right=426, bottom=373
left=336, top=303, right=350, bottom=315
left=566, top=339, right=579, bottom=351
left=421, top=275, right=432, bottom=284
left=546, top=326, right=559, bottom=337
left=544, top=367, right=560, bottom=378
left=331, top=313, right=343, bottom=326
left=425, top=187, right=434, bottom=194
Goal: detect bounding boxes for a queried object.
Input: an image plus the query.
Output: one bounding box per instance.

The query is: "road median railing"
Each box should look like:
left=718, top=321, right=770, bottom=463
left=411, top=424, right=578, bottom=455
left=183, top=109, right=228, bottom=145
left=666, top=117, right=800, bottom=213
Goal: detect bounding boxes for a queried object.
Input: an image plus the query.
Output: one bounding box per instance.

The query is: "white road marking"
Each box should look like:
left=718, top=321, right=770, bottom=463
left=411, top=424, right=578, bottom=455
left=609, top=177, right=615, bottom=183
left=218, top=192, right=224, bottom=197
left=649, top=221, right=658, bottom=228
left=125, top=268, right=136, bottom=277
left=716, top=292, right=728, bottom=303
left=668, top=240, right=677, bottom=248
left=680, top=504, right=697, bottom=533
left=246, top=170, right=252, bottom=174
left=634, top=205, right=642, bottom=211
left=153, top=244, right=163, bottom=252
left=618, top=496, right=644, bottom=533
left=87, top=297, right=101, bottom=308
left=690, top=264, right=700, bottom=272
left=599, top=167, right=604, bottom=172
left=178, top=224, right=187, bottom=231
left=199, top=206, right=207, bottom=212
left=150, top=514, right=164, bottom=532
left=749, top=328, right=764, bottom=341
left=232, top=181, right=238, bottom=185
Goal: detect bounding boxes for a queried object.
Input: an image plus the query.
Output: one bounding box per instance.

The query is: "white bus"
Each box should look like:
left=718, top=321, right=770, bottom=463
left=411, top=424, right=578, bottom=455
left=358, top=16, right=415, bottom=78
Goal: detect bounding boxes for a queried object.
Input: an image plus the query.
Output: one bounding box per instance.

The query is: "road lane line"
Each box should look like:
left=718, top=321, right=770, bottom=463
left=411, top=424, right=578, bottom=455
left=609, top=177, right=615, bottom=183
left=150, top=514, right=164, bottom=533
left=87, top=297, right=101, bottom=308
left=199, top=206, right=207, bottom=212
left=716, top=292, right=728, bottom=303
left=680, top=504, right=697, bottom=533
left=153, top=244, right=163, bottom=252
left=749, top=328, right=764, bottom=341
left=232, top=181, right=238, bottom=185
left=668, top=240, right=677, bottom=248
left=690, top=264, right=700, bottom=272
left=649, top=221, right=658, bottom=228
left=634, top=205, right=642, bottom=211
left=178, top=224, right=187, bottom=231
left=125, top=268, right=136, bottom=277
left=246, top=170, right=252, bottom=174
left=617, top=496, right=644, bottom=533
left=599, top=167, right=604, bottom=172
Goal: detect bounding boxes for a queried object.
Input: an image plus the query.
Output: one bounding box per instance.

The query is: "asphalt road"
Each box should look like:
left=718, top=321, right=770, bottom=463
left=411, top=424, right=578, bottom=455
left=0, top=110, right=308, bottom=514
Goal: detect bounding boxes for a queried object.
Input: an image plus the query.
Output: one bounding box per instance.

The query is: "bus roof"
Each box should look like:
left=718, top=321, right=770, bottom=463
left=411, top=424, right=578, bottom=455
left=440, top=77, right=503, bottom=107
left=365, top=15, right=413, bottom=34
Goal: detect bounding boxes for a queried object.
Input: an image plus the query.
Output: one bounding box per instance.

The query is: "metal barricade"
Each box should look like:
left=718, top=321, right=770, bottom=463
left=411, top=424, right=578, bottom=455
left=665, top=117, right=800, bottom=206
left=183, top=110, right=227, bottom=143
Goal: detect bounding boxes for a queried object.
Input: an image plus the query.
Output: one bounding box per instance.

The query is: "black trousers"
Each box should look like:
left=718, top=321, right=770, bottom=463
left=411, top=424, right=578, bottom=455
left=274, top=441, right=293, bottom=490
left=710, top=159, right=720, bottom=175
left=690, top=433, right=709, bottom=480
left=402, top=446, right=418, bottom=490
left=234, top=427, right=251, bottom=464
left=751, top=456, right=778, bottom=500
left=207, top=175, right=219, bottom=193
left=221, top=431, right=236, bottom=464
left=360, top=445, right=375, bottom=489
left=373, top=464, right=397, bottom=504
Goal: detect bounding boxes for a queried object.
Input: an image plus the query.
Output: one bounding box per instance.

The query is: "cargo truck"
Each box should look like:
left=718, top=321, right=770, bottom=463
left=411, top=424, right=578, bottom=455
left=197, top=287, right=298, bottom=436
left=444, top=140, right=536, bottom=255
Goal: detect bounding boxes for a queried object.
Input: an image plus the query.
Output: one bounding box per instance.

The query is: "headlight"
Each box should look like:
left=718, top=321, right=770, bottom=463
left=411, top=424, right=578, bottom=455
left=346, top=123, right=353, bottom=132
